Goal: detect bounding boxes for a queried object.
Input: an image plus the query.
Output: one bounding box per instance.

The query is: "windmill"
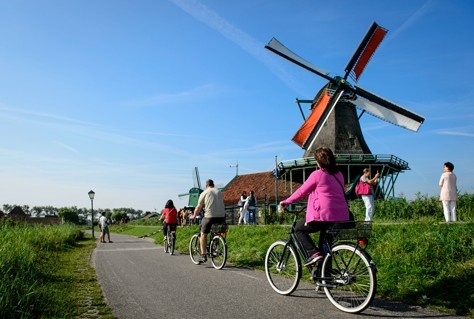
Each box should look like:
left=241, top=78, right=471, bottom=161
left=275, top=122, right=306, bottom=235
left=178, top=167, right=203, bottom=208
left=265, top=22, right=425, bottom=198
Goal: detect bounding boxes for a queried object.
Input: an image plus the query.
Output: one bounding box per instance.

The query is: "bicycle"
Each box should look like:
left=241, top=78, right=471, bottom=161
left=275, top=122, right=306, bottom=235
left=189, top=223, right=228, bottom=269
left=163, top=224, right=176, bottom=255
left=265, top=207, right=377, bottom=313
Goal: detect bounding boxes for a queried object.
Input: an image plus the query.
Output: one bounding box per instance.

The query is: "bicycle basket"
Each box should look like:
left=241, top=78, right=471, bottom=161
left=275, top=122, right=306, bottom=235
left=330, top=221, right=372, bottom=240
left=211, top=223, right=228, bottom=234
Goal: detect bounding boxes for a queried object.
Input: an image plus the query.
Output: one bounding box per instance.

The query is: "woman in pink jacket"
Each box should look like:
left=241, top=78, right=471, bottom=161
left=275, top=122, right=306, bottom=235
left=280, top=147, right=349, bottom=266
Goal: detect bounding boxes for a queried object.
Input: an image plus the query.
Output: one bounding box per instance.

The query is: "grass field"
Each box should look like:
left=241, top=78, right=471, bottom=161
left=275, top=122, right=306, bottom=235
left=1, top=194, right=473, bottom=318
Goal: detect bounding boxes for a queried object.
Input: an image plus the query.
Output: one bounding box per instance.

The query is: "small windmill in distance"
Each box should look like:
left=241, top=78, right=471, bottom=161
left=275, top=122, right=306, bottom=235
left=178, top=167, right=203, bottom=208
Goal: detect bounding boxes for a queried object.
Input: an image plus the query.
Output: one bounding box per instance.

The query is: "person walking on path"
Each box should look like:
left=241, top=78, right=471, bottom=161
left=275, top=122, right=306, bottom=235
left=190, top=179, right=226, bottom=263
left=360, top=168, right=380, bottom=222
left=439, top=161, right=458, bottom=222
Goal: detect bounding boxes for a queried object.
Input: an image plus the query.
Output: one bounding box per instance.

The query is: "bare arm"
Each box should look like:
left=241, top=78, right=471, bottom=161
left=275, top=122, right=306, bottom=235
left=191, top=204, right=202, bottom=219
left=368, top=171, right=380, bottom=185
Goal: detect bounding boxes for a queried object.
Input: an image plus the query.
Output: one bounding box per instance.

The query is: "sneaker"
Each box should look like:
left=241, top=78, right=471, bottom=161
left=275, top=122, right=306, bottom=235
left=304, top=252, right=323, bottom=266
left=198, top=255, right=207, bottom=263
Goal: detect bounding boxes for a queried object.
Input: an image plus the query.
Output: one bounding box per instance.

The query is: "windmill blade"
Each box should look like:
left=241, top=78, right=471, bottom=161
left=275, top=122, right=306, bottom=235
left=193, top=167, right=202, bottom=190
left=265, top=37, right=333, bottom=83
left=344, top=22, right=388, bottom=82
left=353, top=85, right=425, bottom=132
left=292, top=86, right=330, bottom=147
left=303, top=87, right=345, bottom=150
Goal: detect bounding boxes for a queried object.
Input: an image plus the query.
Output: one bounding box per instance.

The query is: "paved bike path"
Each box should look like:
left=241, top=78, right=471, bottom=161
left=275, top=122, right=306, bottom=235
left=92, top=233, right=469, bottom=319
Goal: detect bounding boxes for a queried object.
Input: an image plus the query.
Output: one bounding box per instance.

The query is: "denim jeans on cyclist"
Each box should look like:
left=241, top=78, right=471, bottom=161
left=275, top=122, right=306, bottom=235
left=294, top=219, right=333, bottom=257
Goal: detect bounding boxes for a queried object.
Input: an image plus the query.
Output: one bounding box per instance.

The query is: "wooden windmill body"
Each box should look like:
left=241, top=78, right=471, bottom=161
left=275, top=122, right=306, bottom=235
left=266, top=22, right=425, bottom=199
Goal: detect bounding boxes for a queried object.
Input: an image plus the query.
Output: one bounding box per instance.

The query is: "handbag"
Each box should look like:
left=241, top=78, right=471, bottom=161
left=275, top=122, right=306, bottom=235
left=355, top=180, right=371, bottom=196
left=332, top=174, right=355, bottom=223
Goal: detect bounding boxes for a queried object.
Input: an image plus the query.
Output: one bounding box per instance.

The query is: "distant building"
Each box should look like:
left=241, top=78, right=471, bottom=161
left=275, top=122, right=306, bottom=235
left=6, top=206, right=60, bottom=225
left=221, top=171, right=303, bottom=209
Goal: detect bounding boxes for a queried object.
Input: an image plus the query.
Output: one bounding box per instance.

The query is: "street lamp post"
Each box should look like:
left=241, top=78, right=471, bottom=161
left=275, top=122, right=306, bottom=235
left=88, top=190, right=95, bottom=238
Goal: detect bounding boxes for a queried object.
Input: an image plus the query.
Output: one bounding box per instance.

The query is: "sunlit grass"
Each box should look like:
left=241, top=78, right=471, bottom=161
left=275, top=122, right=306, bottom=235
left=0, top=220, right=114, bottom=319
left=2, top=193, right=473, bottom=318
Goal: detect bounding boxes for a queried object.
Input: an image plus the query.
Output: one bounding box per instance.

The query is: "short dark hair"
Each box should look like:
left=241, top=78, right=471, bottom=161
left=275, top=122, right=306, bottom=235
left=444, top=162, right=454, bottom=171
left=206, top=179, right=214, bottom=187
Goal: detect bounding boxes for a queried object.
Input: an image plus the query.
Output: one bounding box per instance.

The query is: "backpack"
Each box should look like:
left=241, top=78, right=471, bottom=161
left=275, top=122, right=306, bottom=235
left=355, top=180, right=371, bottom=195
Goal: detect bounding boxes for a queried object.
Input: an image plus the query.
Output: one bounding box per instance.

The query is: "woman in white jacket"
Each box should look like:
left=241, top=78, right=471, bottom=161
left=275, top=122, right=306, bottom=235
left=238, top=191, right=248, bottom=225
left=439, top=161, right=457, bottom=222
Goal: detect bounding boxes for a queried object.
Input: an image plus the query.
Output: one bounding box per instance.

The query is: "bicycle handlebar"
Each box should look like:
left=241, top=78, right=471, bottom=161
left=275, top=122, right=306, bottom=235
left=279, top=206, right=307, bottom=215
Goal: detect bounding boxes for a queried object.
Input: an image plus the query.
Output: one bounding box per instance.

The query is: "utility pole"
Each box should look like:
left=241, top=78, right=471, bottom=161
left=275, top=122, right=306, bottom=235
left=229, top=162, right=239, bottom=176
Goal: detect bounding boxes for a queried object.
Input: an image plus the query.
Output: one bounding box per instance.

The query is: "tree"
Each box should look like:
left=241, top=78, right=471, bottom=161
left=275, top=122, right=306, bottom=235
left=57, top=207, right=80, bottom=224
left=111, top=211, right=129, bottom=224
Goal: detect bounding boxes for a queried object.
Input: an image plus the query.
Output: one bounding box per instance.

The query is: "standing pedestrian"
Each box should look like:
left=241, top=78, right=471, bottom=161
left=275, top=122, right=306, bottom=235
left=237, top=191, right=247, bottom=225
left=247, top=191, right=257, bottom=225
left=359, top=168, right=380, bottom=221
left=99, top=212, right=112, bottom=243
left=439, top=161, right=458, bottom=222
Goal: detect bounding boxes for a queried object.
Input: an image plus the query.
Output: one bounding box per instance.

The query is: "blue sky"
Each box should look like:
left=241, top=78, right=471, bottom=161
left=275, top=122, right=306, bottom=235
left=0, top=0, right=473, bottom=212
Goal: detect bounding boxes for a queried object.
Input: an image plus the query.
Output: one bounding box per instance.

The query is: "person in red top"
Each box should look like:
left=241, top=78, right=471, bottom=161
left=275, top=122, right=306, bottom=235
left=159, top=199, right=178, bottom=239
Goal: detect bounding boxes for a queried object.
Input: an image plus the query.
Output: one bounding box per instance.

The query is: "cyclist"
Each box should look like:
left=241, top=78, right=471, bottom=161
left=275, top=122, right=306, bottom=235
left=279, top=147, right=350, bottom=266
left=159, top=199, right=178, bottom=240
left=189, top=179, right=226, bottom=263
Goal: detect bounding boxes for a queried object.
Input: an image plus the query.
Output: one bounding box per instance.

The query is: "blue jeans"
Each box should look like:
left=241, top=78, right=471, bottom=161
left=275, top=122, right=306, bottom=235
left=248, top=208, right=256, bottom=224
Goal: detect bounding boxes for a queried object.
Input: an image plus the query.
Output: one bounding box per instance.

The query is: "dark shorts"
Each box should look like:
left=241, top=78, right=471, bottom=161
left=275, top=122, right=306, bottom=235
left=201, top=217, right=226, bottom=234
left=101, top=226, right=109, bottom=235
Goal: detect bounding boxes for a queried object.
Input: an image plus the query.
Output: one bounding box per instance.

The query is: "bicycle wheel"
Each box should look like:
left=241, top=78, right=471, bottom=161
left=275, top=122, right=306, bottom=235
left=321, top=243, right=377, bottom=313
left=169, top=233, right=175, bottom=255
left=210, top=235, right=227, bottom=270
left=163, top=234, right=169, bottom=253
left=189, top=234, right=201, bottom=264
left=265, top=240, right=301, bottom=295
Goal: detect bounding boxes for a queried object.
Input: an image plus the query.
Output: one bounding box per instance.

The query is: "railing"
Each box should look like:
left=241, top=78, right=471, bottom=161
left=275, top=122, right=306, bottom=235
left=275, top=153, right=409, bottom=174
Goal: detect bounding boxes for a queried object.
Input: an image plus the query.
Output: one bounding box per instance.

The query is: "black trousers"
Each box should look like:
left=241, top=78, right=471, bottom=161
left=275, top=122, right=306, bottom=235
left=294, top=219, right=334, bottom=257
left=162, top=222, right=177, bottom=237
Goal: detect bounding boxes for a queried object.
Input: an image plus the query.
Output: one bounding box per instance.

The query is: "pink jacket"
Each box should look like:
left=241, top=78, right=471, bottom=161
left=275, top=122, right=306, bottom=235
left=281, top=169, right=349, bottom=223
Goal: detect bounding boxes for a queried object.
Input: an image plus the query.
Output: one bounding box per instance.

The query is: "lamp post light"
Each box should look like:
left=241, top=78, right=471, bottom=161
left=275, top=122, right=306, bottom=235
left=88, top=190, right=95, bottom=238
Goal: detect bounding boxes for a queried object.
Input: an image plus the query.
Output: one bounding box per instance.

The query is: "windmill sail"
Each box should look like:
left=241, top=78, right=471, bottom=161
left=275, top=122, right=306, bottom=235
left=303, top=88, right=345, bottom=151
left=345, top=22, right=388, bottom=82
left=192, top=167, right=202, bottom=190
left=265, top=38, right=332, bottom=82
left=292, top=86, right=331, bottom=147
left=353, top=85, right=424, bottom=131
